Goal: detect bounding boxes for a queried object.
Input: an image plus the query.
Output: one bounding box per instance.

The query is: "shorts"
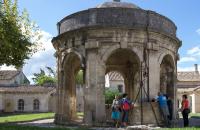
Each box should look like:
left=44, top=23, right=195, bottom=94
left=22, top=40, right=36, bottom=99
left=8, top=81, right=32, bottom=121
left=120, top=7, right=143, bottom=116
left=111, top=111, right=120, bottom=120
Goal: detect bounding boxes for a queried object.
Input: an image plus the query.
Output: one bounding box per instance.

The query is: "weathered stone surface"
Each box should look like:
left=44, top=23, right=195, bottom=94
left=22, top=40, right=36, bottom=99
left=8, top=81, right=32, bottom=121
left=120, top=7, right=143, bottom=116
left=57, top=8, right=177, bottom=38
left=126, top=125, right=160, bottom=130
left=52, top=0, right=181, bottom=126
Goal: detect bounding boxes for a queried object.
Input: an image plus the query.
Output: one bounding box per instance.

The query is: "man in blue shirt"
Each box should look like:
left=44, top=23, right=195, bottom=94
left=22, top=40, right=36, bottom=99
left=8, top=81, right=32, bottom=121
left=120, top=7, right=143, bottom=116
left=157, top=92, right=170, bottom=126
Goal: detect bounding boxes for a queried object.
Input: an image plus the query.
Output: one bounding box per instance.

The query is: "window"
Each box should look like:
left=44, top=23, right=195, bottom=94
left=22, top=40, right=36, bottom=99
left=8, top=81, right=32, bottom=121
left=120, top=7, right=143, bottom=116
left=33, top=99, right=40, bottom=111
left=18, top=99, right=24, bottom=111
left=117, top=84, right=123, bottom=93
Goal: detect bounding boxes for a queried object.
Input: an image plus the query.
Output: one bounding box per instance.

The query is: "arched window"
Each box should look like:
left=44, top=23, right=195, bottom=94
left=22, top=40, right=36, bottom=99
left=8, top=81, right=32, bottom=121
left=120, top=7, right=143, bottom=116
left=18, top=99, right=24, bottom=111
left=33, top=99, right=40, bottom=111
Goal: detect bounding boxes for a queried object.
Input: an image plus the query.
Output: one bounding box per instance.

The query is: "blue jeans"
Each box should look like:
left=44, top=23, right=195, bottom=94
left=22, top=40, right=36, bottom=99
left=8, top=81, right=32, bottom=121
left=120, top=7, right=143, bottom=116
left=122, top=110, right=129, bottom=122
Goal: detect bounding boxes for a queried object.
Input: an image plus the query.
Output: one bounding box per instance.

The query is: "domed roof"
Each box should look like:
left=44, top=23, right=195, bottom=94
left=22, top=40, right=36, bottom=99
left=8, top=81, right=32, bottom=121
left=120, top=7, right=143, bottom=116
left=97, top=1, right=140, bottom=9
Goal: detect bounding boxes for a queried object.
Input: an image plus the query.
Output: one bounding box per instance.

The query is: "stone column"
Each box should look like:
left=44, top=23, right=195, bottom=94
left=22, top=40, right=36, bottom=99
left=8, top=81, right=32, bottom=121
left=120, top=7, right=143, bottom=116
left=61, top=62, right=77, bottom=123
left=84, top=51, right=106, bottom=126
left=125, top=70, right=135, bottom=100
left=148, top=53, right=160, bottom=99
left=55, top=52, right=64, bottom=124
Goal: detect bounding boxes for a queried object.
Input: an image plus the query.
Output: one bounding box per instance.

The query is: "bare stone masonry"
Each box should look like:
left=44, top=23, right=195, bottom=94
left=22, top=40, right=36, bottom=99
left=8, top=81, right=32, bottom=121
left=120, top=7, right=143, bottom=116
left=52, top=1, right=181, bottom=126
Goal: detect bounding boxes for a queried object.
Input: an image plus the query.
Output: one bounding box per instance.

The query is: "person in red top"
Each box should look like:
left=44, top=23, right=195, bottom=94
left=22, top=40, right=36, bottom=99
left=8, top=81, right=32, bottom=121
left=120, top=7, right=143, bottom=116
left=181, top=94, right=190, bottom=127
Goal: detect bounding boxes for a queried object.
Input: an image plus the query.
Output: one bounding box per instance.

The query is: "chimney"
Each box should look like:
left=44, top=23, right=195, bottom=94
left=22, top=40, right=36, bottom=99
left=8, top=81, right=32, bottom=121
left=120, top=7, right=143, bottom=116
left=194, top=64, right=198, bottom=73
left=113, top=0, right=121, bottom=2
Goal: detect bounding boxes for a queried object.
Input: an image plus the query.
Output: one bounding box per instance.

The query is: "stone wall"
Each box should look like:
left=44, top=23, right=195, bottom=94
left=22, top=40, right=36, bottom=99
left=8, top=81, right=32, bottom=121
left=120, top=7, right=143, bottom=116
left=106, top=102, right=163, bottom=125
left=195, top=93, right=200, bottom=113
left=0, top=94, right=3, bottom=112
left=59, top=8, right=177, bottom=37
left=1, top=93, right=50, bottom=112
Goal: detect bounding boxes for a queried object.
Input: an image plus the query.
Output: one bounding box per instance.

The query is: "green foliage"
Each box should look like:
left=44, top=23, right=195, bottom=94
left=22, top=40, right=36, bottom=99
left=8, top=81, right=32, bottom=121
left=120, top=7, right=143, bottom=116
left=0, top=0, right=41, bottom=68
left=75, top=70, right=84, bottom=85
left=0, top=113, right=54, bottom=123
left=105, top=88, right=120, bottom=104
left=0, top=124, right=91, bottom=130
left=32, top=67, right=84, bottom=85
left=36, top=75, right=56, bottom=86
left=32, top=67, right=56, bottom=85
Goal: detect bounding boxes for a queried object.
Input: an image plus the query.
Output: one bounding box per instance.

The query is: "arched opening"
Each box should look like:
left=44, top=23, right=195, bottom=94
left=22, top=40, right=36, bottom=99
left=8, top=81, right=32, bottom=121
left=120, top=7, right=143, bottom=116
left=33, top=99, right=40, bottom=111
left=160, top=54, right=175, bottom=98
left=105, top=71, right=125, bottom=104
left=105, top=49, right=140, bottom=123
left=105, top=49, right=140, bottom=100
left=18, top=99, right=24, bottom=111
left=63, top=52, right=84, bottom=122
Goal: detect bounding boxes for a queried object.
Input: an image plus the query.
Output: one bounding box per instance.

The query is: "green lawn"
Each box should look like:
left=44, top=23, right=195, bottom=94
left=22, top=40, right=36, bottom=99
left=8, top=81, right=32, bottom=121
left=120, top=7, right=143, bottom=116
left=159, top=128, right=200, bottom=130
left=77, top=112, right=84, bottom=117
left=190, top=113, right=200, bottom=118
left=0, top=124, right=90, bottom=130
left=0, top=113, right=55, bottom=123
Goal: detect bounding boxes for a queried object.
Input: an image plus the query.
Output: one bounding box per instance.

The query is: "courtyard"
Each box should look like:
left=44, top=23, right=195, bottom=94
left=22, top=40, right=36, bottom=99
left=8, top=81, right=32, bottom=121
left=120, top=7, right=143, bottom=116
left=0, top=113, right=200, bottom=129
left=1, top=0, right=200, bottom=129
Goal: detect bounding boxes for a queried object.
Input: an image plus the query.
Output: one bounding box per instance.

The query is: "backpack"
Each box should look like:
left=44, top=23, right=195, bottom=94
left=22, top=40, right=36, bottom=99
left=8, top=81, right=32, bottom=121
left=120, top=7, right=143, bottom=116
left=122, top=100, right=130, bottom=110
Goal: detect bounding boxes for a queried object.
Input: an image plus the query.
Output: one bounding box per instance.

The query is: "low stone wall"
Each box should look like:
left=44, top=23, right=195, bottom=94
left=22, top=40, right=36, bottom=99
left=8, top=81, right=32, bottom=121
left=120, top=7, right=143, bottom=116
left=106, top=102, right=163, bottom=125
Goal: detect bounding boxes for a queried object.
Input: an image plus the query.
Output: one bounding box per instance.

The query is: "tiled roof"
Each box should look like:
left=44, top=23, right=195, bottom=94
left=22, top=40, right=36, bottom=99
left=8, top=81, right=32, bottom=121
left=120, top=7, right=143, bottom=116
left=0, top=70, right=21, bottom=80
left=0, top=85, right=55, bottom=94
left=177, top=71, right=200, bottom=82
left=108, top=72, right=124, bottom=81
left=177, top=86, right=200, bottom=93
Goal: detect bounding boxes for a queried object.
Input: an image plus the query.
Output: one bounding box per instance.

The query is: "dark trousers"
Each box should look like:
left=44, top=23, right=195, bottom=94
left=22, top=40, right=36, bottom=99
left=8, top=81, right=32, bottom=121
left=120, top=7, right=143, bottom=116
left=122, top=110, right=129, bottom=123
left=182, top=109, right=189, bottom=127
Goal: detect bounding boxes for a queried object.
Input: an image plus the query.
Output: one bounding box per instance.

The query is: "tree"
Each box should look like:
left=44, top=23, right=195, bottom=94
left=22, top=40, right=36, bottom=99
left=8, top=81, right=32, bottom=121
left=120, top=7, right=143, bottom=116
left=32, top=67, right=56, bottom=86
left=0, top=0, right=41, bottom=68
left=105, top=88, right=120, bottom=104
left=75, top=70, right=84, bottom=85
left=32, top=67, right=84, bottom=86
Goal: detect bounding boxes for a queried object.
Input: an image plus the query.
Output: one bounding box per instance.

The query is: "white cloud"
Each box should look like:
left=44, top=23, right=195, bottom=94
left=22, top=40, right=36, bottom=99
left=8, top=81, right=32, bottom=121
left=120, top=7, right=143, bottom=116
left=178, top=57, right=197, bottom=63
left=187, top=46, right=200, bottom=55
left=197, top=28, right=200, bottom=35
left=178, top=65, right=200, bottom=72
left=32, top=31, right=54, bottom=58
left=177, top=66, right=195, bottom=72
left=0, top=65, right=16, bottom=70
left=23, top=30, right=56, bottom=84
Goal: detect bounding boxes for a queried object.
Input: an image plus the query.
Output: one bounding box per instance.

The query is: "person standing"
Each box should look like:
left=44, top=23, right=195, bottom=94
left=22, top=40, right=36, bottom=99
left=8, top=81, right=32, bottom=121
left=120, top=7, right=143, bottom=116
left=157, top=92, right=170, bottom=126
left=181, top=94, right=190, bottom=127
left=121, top=93, right=131, bottom=127
left=165, top=94, right=173, bottom=121
left=111, top=95, right=121, bottom=128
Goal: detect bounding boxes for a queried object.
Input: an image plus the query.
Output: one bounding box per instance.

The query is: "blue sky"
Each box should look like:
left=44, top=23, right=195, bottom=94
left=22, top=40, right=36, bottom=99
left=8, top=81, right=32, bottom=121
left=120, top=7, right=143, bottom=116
left=2, top=0, right=200, bottom=83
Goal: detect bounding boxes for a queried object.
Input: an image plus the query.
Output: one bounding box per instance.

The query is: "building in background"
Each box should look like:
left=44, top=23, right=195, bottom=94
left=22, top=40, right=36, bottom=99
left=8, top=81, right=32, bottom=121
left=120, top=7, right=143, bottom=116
left=177, top=64, right=200, bottom=113
left=106, top=71, right=125, bottom=93
left=0, top=69, right=29, bottom=86
left=0, top=69, right=56, bottom=113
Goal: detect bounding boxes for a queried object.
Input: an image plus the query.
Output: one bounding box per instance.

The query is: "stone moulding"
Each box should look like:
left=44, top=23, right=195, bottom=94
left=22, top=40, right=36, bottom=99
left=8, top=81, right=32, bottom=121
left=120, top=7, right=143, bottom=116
left=58, top=8, right=177, bottom=38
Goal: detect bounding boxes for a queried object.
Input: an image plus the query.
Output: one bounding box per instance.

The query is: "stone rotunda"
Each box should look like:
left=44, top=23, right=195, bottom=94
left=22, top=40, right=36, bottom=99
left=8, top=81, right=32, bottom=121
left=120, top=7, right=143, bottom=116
left=52, top=0, right=181, bottom=126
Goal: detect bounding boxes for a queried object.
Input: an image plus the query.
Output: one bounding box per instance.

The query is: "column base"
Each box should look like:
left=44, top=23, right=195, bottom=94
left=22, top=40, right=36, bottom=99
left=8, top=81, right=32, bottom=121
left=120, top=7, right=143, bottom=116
left=54, top=114, right=71, bottom=125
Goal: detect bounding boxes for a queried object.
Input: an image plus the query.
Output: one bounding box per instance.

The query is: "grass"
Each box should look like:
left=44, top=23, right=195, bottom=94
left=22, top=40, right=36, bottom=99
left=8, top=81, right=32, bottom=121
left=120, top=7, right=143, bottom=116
left=0, top=124, right=91, bottom=130
left=159, top=128, right=200, bottom=130
left=0, top=112, right=55, bottom=123
left=177, top=112, right=200, bottom=119
left=190, top=113, right=200, bottom=118
left=77, top=112, right=84, bottom=117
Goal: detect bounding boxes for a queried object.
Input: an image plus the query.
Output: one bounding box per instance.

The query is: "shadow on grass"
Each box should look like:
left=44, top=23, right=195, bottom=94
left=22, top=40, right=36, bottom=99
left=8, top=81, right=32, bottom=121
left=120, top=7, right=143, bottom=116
left=0, top=124, right=91, bottom=130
